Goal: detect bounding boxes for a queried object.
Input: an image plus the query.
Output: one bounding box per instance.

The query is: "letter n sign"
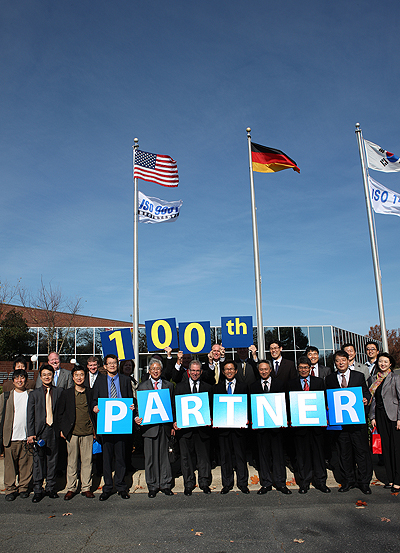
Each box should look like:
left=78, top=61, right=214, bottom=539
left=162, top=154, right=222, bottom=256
left=221, top=316, right=253, bottom=348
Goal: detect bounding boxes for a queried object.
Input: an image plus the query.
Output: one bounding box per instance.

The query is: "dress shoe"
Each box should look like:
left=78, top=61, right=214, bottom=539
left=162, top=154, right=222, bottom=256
left=161, top=489, right=174, bottom=495
left=338, top=483, right=355, bottom=493
left=19, top=492, right=30, bottom=499
left=81, top=491, right=95, bottom=498
left=64, top=491, right=75, bottom=500
left=315, top=485, right=331, bottom=493
left=184, top=488, right=192, bottom=496
left=5, top=492, right=18, bottom=501
left=383, top=483, right=392, bottom=489
left=99, top=492, right=111, bottom=501
left=257, top=486, right=272, bottom=495
left=239, top=486, right=250, bottom=494
left=276, top=486, right=292, bottom=495
left=391, top=486, right=400, bottom=493
left=32, top=493, right=43, bottom=503
left=148, top=491, right=157, bottom=498
left=47, top=491, right=59, bottom=499
left=358, top=484, right=371, bottom=495
left=201, top=486, right=211, bottom=494
left=220, top=486, right=232, bottom=494
left=298, top=487, right=308, bottom=494
left=118, top=491, right=130, bottom=499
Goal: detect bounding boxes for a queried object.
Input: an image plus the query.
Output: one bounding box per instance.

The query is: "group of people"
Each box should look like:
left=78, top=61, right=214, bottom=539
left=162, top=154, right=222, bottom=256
left=0, top=340, right=399, bottom=503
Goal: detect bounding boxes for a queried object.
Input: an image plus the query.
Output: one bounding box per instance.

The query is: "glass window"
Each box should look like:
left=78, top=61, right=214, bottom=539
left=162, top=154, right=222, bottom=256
left=264, top=327, right=279, bottom=349
left=294, top=327, right=309, bottom=352
left=308, top=326, right=324, bottom=350
left=76, top=328, right=94, bottom=354
left=95, top=328, right=106, bottom=355
left=58, top=328, right=75, bottom=355
left=323, top=326, right=333, bottom=350
left=279, top=327, right=294, bottom=351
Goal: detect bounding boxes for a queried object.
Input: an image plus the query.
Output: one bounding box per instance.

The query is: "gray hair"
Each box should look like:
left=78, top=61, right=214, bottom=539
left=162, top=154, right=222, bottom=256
left=189, top=360, right=202, bottom=371
left=148, top=357, right=163, bottom=370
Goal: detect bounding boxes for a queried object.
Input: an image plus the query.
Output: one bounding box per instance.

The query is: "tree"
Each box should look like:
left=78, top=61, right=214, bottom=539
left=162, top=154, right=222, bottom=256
left=0, top=279, right=20, bottom=320
left=19, top=278, right=82, bottom=355
left=0, top=309, right=34, bottom=360
left=367, top=325, right=400, bottom=366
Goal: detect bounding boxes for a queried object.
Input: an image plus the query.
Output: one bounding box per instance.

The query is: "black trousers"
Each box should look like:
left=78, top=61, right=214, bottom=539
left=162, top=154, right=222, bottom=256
left=219, top=430, right=248, bottom=488
left=293, top=428, right=327, bottom=488
left=33, top=424, right=58, bottom=494
left=257, top=428, right=286, bottom=488
left=335, top=425, right=373, bottom=485
left=179, top=431, right=211, bottom=489
left=101, top=435, right=127, bottom=493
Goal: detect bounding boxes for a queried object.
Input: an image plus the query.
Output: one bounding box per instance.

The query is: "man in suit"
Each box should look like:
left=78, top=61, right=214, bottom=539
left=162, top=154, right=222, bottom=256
left=287, top=356, right=330, bottom=494
left=202, top=343, right=226, bottom=385
left=0, top=368, right=33, bottom=500
left=365, top=341, right=379, bottom=378
left=235, top=345, right=259, bottom=387
left=58, top=365, right=96, bottom=500
left=169, top=349, right=193, bottom=384
left=305, top=346, right=331, bottom=379
left=269, top=340, right=297, bottom=384
left=174, top=360, right=212, bottom=495
left=342, top=343, right=370, bottom=384
left=35, top=352, right=73, bottom=389
left=135, top=357, right=175, bottom=498
left=85, top=356, right=100, bottom=388
left=249, top=360, right=290, bottom=495
left=92, top=354, right=134, bottom=501
left=325, top=350, right=373, bottom=494
left=213, top=359, right=250, bottom=494
left=27, top=364, right=64, bottom=502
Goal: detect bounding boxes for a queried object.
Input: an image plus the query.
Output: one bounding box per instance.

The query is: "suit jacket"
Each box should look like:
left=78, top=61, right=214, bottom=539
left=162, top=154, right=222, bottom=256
left=92, top=372, right=134, bottom=405
left=313, top=364, right=331, bottom=379
left=249, top=377, right=285, bottom=395
left=57, top=386, right=95, bottom=440
left=175, top=380, right=212, bottom=439
left=84, top=371, right=99, bottom=389
left=0, top=389, right=32, bottom=447
left=234, top=358, right=258, bottom=387
left=370, top=372, right=400, bottom=422
left=271, top=357, right=297, bottom=383
left=325, top=370, right=371, bottom=403
left=136, top=378, right=174, bottom=438
left=351, top=362, right=370, bottom=383
left=212, top=380, right=248, bottom=436
left=35, top=368, right=73, bottom=389
left=27, top=385, right=64, bottom=438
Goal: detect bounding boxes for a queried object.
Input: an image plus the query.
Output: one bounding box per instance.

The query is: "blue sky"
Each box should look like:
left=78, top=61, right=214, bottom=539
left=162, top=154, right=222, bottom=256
left=1, top=0, right=400, bottom=336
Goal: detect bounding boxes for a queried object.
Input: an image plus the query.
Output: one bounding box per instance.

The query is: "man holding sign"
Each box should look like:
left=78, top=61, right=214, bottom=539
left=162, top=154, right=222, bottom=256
left=174, top=360, right=212, bottom=495
left=92, top=354, right=135, bottom=501
left=135, top=358, right=174, bottom=498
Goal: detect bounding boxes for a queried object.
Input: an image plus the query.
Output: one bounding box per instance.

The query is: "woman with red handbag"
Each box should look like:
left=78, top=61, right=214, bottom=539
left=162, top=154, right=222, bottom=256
left=369, top=353, right=400, bottom=493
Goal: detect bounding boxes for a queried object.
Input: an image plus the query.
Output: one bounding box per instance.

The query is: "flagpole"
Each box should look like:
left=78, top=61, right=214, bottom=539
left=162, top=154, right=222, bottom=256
left=355, top=123, right=389, bottom=352
left=133, top=138, right=140, bottom=383
left=247, top=127, right=265, bottom=359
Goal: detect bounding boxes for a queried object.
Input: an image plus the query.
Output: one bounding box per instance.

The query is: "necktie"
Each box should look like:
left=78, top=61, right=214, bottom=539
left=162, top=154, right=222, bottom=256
left=303, top=379, right=310, bottom=391
left=53, top=371, right=58, bottom=386
left=263, top=380, right=269, bottom=392
left=341, top=374, right=347, bottom=388
left=227, top=382, right=232, bottom=394
left=311, top=367, right=315, bottom=377
left=153, top=380, right=158, bottom=390
left=275, top=361, right=279, bottom=375
left=192, top=381, right=198, bottom=393
left=214, top=362, right=219, bottom=384
left=110, top=377, right=117, bottom=398
left=90, top=373, right=94, bottom=388
left=45, top=388, right=53, bottom=426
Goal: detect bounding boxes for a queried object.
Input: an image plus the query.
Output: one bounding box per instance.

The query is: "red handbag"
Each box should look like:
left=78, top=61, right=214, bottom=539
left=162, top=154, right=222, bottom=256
left=372, top=428, right=382, bottom=455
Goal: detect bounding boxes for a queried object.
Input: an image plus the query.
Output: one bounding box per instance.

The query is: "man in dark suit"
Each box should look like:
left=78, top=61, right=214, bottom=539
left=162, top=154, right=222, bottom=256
left=287, top=356, right=330, bottom=494
left=92, top=354, right=134, bottom=501
left=234, top=345, right=259, bottom=387
left=27, top=364, right=64, bottom=502
left=84, top=356, right=100, bottom=388
left=174, top=360, right=212, bottom=495
left=135, top=358, right=175, bottom=498
left=58, top=365, right=96, bottom=500
left=325, top=350, right=373, bottom=494
left=249, top=360, right=290, bottom=495
left=213, top=359, right=249, bottom=494
left=269, top=340, right=297, bottom=383
left=305, top=346, right=331, bottom=379
left=35, top=352, right=73, bottom=389
left=202, top=343, right=226, bottom=385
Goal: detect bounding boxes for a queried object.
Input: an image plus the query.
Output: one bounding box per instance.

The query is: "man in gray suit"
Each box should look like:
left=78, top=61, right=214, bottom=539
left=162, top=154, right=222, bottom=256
left=135, top=358, right=174, bottom=498
left=35, top=352, right=73, bottom=389
left=27, top=364, right=64, bottom=502
left=305, top=346, right=331, bottom=379
left=342, top=343, right=370, bottom=384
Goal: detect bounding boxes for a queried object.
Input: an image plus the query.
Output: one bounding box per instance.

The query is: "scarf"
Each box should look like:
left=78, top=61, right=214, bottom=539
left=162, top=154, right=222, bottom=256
left=369, top=370, right=390, bottom=403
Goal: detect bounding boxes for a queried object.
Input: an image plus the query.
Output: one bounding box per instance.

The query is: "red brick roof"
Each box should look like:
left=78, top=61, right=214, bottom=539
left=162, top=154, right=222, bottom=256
left=1, top=304, right=143, bottom=328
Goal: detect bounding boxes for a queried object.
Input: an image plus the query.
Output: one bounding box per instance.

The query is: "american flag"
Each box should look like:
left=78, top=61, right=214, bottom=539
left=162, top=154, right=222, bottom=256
left=134, top=150, right=179, bottom=187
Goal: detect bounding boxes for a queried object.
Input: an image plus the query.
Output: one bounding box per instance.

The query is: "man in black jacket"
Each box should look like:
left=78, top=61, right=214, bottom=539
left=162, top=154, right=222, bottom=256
left=174, top=360, right=212, bottom=495
left=58, top=365, right=96, bottom=500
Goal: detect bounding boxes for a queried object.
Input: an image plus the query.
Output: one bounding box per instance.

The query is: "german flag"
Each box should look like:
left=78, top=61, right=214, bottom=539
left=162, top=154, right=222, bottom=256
left=251, top=142, right=300, bottom=173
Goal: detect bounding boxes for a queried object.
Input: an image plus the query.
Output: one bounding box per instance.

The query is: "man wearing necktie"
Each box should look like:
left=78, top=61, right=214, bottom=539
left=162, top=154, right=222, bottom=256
left=92, top=354, right=135, bottom=501
left=27, top=364, right=64, bottom=503
left=249, top=360, right=290, bottom=495
left=135, top=358, right=175, bottom=498
left=35, top=352, right=73, bottom=389
left=212, top=360, right=249, bottom=494
left=325, top=350, right=372, bottom=494
left=268, top=341, right=297, bottom=384
left=202, top=343, right=225, bottom=385
left=305, top=346, right=331, bottom=379
left=174, top=360, right=212, bottom=495
left=287, top=356, right=329, bottom=494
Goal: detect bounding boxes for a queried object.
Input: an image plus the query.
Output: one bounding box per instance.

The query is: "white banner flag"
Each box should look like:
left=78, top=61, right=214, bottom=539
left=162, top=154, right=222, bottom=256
left=138, top=190, right=182, bottom=224
left=368, top=176, right=400, bottom=217
left=365, top=139, right=400, bottom=172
